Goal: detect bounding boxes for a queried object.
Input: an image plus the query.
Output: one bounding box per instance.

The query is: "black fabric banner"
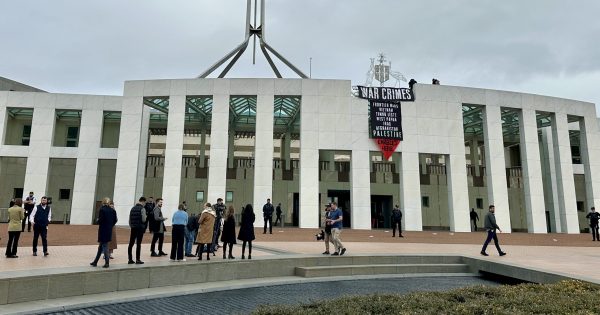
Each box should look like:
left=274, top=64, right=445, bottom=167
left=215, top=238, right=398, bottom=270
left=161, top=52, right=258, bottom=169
left=369, top=100, right=403, bottom=140
left=356, top=85, right=414, bottom=102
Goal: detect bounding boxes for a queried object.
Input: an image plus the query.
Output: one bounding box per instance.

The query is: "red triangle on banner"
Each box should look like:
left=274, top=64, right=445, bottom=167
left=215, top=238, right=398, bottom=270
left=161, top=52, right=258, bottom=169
left=375, top=138, right=401, bottom=160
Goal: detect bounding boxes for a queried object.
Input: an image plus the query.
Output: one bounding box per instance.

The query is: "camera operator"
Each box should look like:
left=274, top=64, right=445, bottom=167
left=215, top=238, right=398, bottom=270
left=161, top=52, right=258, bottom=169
left=322, top=204, right=333, bottom=254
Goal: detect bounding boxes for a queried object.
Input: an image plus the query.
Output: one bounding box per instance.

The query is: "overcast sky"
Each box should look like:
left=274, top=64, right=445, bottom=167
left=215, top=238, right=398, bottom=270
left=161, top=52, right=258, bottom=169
left=2, top=0, right=599, bottom=116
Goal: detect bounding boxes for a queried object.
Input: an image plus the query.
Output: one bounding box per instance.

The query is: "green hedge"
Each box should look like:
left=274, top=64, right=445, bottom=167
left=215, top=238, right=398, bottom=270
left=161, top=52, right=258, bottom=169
left=253, top=280, right=599, bottom=315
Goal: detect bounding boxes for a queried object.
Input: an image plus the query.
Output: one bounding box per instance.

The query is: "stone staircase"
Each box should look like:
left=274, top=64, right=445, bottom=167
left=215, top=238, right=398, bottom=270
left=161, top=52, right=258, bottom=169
left=295, top=255, right=473, bottom=278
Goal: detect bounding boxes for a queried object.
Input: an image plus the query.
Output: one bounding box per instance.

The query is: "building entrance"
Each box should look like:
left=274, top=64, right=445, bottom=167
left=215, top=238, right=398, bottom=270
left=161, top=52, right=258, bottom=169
left=327, top=190, right=351, bottom=228
left=371, top=195, right=393, bottom=228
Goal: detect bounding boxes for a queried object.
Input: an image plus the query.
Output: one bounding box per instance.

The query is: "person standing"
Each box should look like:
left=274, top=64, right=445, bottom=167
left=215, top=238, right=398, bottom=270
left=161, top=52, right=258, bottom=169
left=128, top=197, right=147, bottom=264
left=30, top=196, right=51, bottom=256
left=185, top=211, right=199, bottom=257
left=150, top=198, right=167, bottom=257
left=6, top=198, right=24, bottom=258
left=391, top=205, right=403, bottom=237
left=238, top=204, right=255, bottom=260
left=586, top=207, right=600, bottom=241
left=196, top=203, right=216, bottom=261
left=322, top=204, right=333, bottom=255
left=90, top=198, right=117, bottom=268
left=107, top=202, right=118, bottom=259
left=144, top=197, right=155, bottom=232
left=274, top=203, right=283, bottom=226
left=170, top=204, right=188, bottom=262
left=470, top=208, right=479, bottom=232
left=263, top=198, right=274, bottom=234
left=480, top=205, right=507, bottom=257
left=211, top=198, right=226, bottom=253
left=221, top=205, right=237, bottom=259
left=22, top=191, right=36, bottom=232
left=327, top=202, right=346, bottom=256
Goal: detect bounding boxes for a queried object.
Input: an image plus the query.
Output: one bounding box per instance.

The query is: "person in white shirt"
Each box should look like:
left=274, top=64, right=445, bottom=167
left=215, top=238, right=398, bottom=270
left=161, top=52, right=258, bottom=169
left=30, top=196, right=52, bottom=256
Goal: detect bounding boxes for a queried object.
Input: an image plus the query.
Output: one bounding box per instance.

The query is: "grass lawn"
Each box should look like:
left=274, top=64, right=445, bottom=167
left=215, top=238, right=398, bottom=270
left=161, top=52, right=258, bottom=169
left=253, top=280, right=598, bottom=315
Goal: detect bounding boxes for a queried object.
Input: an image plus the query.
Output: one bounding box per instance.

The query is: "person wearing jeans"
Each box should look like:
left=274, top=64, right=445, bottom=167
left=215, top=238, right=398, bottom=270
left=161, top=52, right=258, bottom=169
left=30, top=196, right=51, bottom=256
left=185, top=212, right=198, bottom=257
left=480, top=205, right=507, bottom=257
left=327, top=202, right=346, bottom=256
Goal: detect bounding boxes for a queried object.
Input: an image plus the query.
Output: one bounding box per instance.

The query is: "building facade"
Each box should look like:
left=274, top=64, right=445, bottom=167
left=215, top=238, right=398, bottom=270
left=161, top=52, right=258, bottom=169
left=0, top=78, right=599, bottom=233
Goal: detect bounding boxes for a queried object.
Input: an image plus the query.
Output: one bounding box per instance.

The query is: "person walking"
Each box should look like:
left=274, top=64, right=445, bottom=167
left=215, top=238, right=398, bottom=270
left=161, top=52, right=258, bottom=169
left=150, top=198, right=168, bottom=257
left=128, top=197, right=147, bottom=264
left=391, top=205, right=403, bottom=237
left=470, top=208, right=479, bottom=232
left=322, top=204, right=333, bottom=255
left=586, top=207, right=600, bottom=241
left=238, top=204, right=255, bottom=259
left=170, top=204, right=188, bottom=262
left=480, top=205, right=507, bottom=257
left=90, top=198, right=117, bottom=268
left=274, top=203, right=283, bottom=226
left=6, top=198, right=24, bottom=258
left=211, top=198, right=226, bottom=253
left=22, top=191, right=35, bottom=232
left=327, top=202, right=346, bottom=256
left=263, top=198, right=274, bottom=234
left=221, top=205, right=237, bottom=259
left=196, top=203, right=216, bottom=261
left=185, top=211, right=199, bottom=257
left=30, top=196, right=51, bottom=257
left=106, top=202, right=118, bottom=260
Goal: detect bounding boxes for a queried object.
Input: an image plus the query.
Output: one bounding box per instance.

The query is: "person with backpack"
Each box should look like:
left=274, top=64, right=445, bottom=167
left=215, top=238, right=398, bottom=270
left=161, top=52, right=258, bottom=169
left=185, top=211, right=199, bottom=257
left=391, top=205, right=403, bottom=237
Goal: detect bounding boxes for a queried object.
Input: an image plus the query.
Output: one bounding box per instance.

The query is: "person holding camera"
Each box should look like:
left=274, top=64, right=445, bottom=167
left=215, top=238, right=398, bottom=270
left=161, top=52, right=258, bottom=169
left=30, top=196, right=51, bottom=256
left=322, top=204, right=333, bottom=254
left=327, top=202, right=346, bottom=256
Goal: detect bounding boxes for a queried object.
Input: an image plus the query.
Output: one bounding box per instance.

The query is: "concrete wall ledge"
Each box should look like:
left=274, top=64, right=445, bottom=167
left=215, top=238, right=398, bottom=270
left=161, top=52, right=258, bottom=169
left=0, top=254, right=593, bottom=305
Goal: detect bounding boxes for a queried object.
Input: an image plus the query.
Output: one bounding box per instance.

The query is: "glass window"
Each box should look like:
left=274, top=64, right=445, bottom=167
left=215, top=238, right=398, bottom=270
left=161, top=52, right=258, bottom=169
left=421, top=196, right=429, bottom=208
left=476, top=198, right=484, bottom=209
left=59, top=189, right=71, bottom=200
left=226, top=191, right=233, bottom=203
left=66, top=126, right=79, bottom=147
left=21, top=125, right=31, bottom=146
left=196, top=191, right=204, bottom=202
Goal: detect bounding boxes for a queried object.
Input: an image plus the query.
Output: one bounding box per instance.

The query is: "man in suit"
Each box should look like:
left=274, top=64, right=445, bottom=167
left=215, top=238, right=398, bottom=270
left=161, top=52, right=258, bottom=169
left=263, top=198, right=274, bottom=234
left=30, top=196, right=51, bottom=256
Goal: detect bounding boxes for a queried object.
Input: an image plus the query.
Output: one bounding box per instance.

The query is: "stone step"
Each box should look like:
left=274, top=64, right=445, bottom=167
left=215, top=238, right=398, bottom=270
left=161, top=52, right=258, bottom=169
left=295, top=263, right=471, bottom=278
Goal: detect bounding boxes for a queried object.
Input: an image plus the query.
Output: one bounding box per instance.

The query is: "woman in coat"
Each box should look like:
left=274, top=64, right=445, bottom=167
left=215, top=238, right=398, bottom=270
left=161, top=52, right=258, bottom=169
left=6, top=198, right=24, bottom=258
left=91, top=197, right=117, bottom=268
left=220, top=205, right=237, bottom=259
left=237, top=204, right=255, bottom=259
left=107, top=201, right=118, bottom=259
left=196, top=203, right=216, bottom=261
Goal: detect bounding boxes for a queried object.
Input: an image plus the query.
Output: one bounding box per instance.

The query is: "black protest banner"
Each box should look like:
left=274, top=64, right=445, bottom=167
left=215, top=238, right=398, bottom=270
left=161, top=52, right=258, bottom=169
left=369, top=100, right=403, bottom=140
left=356, top=85, right=414, bottom=102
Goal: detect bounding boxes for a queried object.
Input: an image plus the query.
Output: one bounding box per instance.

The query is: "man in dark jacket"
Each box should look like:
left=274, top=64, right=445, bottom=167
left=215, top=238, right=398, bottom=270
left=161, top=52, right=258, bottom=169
left=470, top=208, right=479, bottom=231
left=185, top=212, right=199, bottom=257
left=586, top=207, right=600, bottom=241
left=144, top=197, right=155, bottom=232
left=391, top=205, right=403, bottom=237
left=274, top=203, right=283, bottom=226
left=263, top=198, right=274, bottom=234
left=480, top=205, right=506, bottom=257
left=150, top=198, right=167, bottom=256
left=211, top=198, right=226, bottom=253
left=30, top=196, right=51, bottom=256
left=90, top=199, right=117, bottom=268
left=128, top=197, right=147, bottom=264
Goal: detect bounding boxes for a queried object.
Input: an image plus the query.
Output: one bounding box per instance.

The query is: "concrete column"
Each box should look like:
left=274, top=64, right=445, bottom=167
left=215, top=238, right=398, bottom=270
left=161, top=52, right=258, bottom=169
left=227, top=132, right=235, bottom=169
left=113, top=96, right=144, bottom=224
left=23, top=106, right=54, bottom=203
left=540, top=127, right=561, bottom=232
left=470, top=139, right=480, bottom=176
left=207, top=94, right=229, bottom=203
left=580, top=116, right=600, bottom=214
left=253, top=93, right=274, bottom=212
left=482, top=105, right=511, bottom=232
left=551, top=112, right=579, bottom=233
left=400, top=151, right=422, bottom=231
left=447, top=152, right=471, bottom=232
left=70, top=109, right=103, bottom=224
left=519, top=109, right=547, bottom=233
left=283, top=131, right=291, bottom=170
left=419, top=153, right=427, bottom=175
left=199, top=128, right=206, bottom=168
left=135, top=106, right=150, bottom=198
left=351, top=150, right=371, bottom=229
left=161, top=95, right=186, bottom=223
left=299, top=95, right=319, bottom=228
